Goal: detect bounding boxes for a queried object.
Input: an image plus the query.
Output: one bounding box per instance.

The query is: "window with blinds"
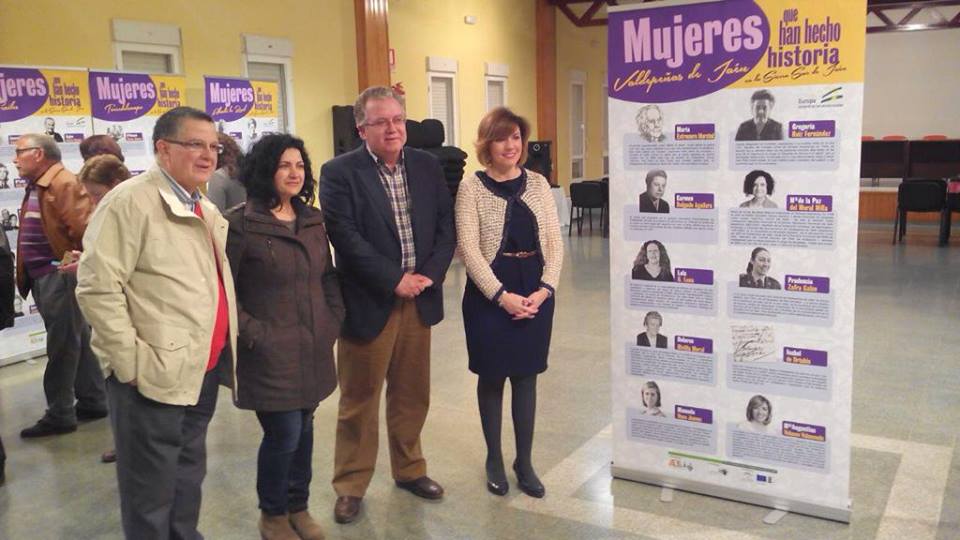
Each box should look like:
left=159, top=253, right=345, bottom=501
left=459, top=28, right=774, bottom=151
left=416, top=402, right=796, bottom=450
left=247, top=61, right=288, bottom=132
left=429, top=74, right=456, bottom=145
left=486, top=78, right=506, bottom=111
left=571, top=80, right=586, bottom=180
left=120, top=51, right=173, bottom=74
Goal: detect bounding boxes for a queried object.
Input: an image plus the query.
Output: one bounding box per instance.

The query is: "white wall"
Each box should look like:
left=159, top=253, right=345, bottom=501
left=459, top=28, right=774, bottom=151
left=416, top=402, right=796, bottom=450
left=863, top=29, right=960, bottom=139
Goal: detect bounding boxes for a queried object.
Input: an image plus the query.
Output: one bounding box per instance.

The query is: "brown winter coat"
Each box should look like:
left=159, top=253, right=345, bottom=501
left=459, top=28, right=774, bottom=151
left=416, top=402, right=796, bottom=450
left=226, top=198, right=345, bottom=411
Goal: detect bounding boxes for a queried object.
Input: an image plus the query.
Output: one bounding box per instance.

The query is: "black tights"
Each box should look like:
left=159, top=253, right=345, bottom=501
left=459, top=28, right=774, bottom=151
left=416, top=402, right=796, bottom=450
left=477, top=374, right=538, bottom=480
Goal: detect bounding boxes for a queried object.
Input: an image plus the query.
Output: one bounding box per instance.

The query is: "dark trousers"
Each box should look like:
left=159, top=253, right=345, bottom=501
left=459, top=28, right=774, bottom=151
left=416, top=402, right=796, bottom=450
left=108, top=369, right=220, bottom=540
left=255, top=408, right=315, bottom=515
left=31, top=271, right=106, bottom=426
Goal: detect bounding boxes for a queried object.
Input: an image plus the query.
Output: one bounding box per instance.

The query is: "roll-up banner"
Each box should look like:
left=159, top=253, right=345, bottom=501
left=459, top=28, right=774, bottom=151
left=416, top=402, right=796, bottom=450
left=0, top=66, right=92, bottom=366
left=203, top=76, right=281, bottom=153
left=607, top=0, right=865, bottom=522
left=89, top=71, right=187, bottom=175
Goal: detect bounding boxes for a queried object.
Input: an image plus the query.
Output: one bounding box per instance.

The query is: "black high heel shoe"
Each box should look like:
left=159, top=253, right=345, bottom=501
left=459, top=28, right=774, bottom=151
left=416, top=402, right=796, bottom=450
left=513, top=462, right=545, bottom=498
left=486, top=459, right=509, bottom=496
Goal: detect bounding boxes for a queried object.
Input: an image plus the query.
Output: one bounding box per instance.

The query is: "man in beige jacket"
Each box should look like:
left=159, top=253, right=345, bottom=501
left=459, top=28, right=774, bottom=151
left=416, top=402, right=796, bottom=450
left=77, top=106, right=237, bottom=540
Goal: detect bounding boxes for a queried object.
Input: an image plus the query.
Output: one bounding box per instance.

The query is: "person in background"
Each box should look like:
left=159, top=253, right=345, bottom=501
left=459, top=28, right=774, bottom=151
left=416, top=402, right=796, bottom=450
left=0, top=228, right=15, bottom=484
left=79, top=155, right=132, bottom=206
left=739, top=170, right=778, bottom=209
left=739, top=247, right=781, bottom=289
left=456, top=107, right=563, bottom=498
left=207, top=132, right=246, bottom=213
left=319, top=85, right=455, bottom=524
left=226, top=134, right=344, bottom=540
left=13, top=134, right=105, bottom=438
left=77, top=106, right=237, bottom=539
left=79, top=134, right=124, bottom=163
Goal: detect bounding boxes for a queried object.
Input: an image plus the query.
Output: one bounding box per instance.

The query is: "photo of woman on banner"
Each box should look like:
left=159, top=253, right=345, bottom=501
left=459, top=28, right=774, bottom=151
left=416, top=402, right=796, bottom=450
left=739, top=247, right=781, bottom=289
left=740, top=395, right=772, bottom=432
left=246, top=118, right=262, bottom=152
left=734, top=90, right=783, bottom=141
left=641, top=381, right=665, bottom=417
left=739, top=170, right=778, bottom=209
left=631, top=240, right=674, bottom=281
left=638, top=169, right=670, bottom=213
left=637, top=311, right=667, bottom=348
left=0, top=164, right=10, bottom=189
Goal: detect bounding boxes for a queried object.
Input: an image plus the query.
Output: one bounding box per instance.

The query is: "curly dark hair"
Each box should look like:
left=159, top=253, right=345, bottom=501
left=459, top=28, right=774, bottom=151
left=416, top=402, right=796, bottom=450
left=239, top=134, right=316, bottom=208
left=743, top=170, right=774, bottom=196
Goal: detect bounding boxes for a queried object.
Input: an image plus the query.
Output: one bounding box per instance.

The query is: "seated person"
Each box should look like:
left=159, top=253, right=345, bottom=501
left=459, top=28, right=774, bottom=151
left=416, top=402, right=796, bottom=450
left=638, top=170, right=670, bottom=213
left=636, top=311, right=667, bottom=348
left=735, top=90, right=783, bottom=141
left=739, top=247, right=781, bottom=289
left=739, top=170, right=777, bottom=209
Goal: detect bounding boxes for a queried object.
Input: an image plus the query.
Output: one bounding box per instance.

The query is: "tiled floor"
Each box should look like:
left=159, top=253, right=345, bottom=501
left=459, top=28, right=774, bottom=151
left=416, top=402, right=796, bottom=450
left=0, top=222, right=957, bottom=539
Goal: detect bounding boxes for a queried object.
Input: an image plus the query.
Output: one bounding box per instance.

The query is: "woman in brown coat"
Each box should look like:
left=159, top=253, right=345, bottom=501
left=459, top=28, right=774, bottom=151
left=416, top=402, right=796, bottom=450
left=226, top=134, right=344, bottom=540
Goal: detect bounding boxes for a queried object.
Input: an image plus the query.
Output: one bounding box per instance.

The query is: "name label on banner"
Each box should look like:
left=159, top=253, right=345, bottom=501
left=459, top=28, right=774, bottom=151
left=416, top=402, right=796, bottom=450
left=784, top=275, right=830, bottom=293
left=787, top=195, right=832, bottom=212
left=675, top=405, right=713, bottom=424
left=675, top=123, right=716, bottom=140
left=675, top=268, right=714, bottom=285
left=675, top=335, right=713, bottom=354
left=783, top=347, right=828, bottom=366
left=674, top=193, right=715, bottom=209
left=782, top=421, right=826, bottom=442
left=789, top=120, right=835, bottom=138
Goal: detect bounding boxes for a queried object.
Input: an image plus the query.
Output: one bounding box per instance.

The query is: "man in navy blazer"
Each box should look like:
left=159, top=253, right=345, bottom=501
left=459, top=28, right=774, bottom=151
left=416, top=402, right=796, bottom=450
left=319, top=86, right=455, bottom=524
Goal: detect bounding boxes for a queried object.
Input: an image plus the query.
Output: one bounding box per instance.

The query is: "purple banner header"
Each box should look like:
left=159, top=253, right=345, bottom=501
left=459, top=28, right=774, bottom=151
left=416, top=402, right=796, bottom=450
left=783, top=347, right=828, bottom=367
left=204, top=77, right=255, bottom=121
left=786, top=195, right=832, bottom=212
left=675, top=123, right=716, bottom=140
left=608, top=1, right=769, bottom=103
left=782, top=421, right=826, bottom=442
left=90, top=72, right=157, bottom=121
left=785, top=275, right=830, bottom=293
left=789, top=120, right=836, bottom=138
left=0, top=67, right=49, bottom=122
left=675, top=335, right=713, bottom=354
left=675, top=268, right=714, bottom=285
left=674, top=193, right=715, bottom=210
left=675, top=405, right=713, bottom=424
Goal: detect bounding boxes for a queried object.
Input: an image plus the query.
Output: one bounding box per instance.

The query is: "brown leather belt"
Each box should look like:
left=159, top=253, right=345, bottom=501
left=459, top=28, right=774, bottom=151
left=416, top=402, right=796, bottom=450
left=501, top=250, right=538, bottom=258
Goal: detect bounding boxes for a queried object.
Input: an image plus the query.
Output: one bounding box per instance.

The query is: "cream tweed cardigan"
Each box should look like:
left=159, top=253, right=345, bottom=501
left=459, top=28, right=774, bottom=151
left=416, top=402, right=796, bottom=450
left=455, top=169, right=563, bottom=301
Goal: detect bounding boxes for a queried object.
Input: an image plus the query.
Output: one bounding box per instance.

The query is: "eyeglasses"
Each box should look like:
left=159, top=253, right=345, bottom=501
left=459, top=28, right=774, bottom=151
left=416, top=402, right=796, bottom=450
left=163, top=139, right=224, bottom=155
left=14, top=147, right=40, bottom=155
left=364, top=116, right=406, bottom=130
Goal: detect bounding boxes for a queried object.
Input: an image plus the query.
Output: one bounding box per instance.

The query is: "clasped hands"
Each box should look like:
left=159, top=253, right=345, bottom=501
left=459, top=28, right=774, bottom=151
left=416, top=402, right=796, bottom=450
left=498, top=288, right=550, bottom=320
left=394, top=272, right=434, bottom=299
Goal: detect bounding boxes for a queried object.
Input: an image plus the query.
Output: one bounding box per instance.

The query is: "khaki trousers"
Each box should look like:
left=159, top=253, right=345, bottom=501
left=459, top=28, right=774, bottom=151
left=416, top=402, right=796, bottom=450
left=332, top=299, right=431, bottom=497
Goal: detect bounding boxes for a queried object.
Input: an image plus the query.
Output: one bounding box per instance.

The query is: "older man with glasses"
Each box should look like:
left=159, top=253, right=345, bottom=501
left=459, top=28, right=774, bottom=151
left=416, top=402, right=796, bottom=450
left=77, top=106, right=236, bottom=540
left=13, top=134, right=105, bottom=438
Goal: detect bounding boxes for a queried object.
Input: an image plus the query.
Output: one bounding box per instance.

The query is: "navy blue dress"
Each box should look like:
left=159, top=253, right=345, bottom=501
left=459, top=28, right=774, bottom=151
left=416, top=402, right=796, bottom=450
left=463, top=171, right=555, bottom=378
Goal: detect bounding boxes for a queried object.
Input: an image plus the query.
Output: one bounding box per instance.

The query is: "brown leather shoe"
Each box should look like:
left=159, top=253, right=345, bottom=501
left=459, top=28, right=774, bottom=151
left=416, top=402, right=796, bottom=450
left=394, top=476, right=444, bottom=500
left=258, top=512, right=298, bottom=540
left=333, top=496, right=362, bottom=524
left=289, top=510, right=325, bottom=540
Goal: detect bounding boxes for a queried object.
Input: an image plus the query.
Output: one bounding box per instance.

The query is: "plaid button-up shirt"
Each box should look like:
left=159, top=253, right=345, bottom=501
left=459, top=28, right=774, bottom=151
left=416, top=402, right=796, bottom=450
left=367, top=146, right=416, bottom=272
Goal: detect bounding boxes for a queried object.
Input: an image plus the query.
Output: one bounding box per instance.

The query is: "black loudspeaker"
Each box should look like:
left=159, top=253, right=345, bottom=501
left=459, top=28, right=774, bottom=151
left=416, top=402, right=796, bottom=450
left=332, top=105, right=362, bottom=156
left=524, top=140, right=552, bottom=181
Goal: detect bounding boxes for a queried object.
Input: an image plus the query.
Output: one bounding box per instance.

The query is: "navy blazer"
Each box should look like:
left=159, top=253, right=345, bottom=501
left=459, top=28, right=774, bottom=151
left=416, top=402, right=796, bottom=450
left=319, top=146, right=455, bottom=341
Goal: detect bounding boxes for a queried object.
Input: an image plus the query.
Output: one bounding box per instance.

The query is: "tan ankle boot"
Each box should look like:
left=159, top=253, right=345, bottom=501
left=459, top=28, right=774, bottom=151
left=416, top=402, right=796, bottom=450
left=259, top=512, right=299, bottom=540
left=289, top=510, right=325, bottom=540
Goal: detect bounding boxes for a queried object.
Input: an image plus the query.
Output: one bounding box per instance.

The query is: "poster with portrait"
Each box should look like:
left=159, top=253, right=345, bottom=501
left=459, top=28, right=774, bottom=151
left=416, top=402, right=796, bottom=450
left=608, top=0, right=865, bottom=521
left=88, top=70, right=187, bottom=175
left=0, top=66, right=93, bottom=365
left=203, top=76, right=281, bottom=154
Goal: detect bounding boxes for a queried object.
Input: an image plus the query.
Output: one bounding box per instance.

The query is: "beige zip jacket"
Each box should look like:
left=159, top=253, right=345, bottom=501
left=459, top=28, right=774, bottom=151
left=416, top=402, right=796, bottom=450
left=76, top=166, right=238, bottom=406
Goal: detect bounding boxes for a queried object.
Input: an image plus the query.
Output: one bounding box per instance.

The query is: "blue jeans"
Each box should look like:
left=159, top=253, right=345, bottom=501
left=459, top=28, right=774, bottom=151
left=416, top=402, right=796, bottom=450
left=255, top=408, right=315, bottom=515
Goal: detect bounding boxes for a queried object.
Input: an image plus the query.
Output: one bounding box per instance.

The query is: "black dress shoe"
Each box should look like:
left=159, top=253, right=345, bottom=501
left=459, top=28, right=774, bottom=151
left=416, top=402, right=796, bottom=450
left=333, top=495, right=362, bottom=524
left=76, top=407, right=108, bottom=421
left=20, top=420, right=77, bottom=438
left=513, top=462, right=545, bottom=498
left=395, top=476, right=444, bottom=500
left=486, top=478, right=509, bottom=496
left=485, top=459, right=509, bottom=496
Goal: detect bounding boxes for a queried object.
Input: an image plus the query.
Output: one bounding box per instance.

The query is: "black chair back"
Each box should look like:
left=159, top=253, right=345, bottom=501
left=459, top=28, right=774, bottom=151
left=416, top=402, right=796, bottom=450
left=570, top=182, right=605, bottom=208
left=898, top=178, right=946, bottom=212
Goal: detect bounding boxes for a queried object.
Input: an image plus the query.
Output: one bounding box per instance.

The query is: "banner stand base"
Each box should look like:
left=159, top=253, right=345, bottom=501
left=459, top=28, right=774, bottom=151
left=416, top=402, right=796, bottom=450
left=611, top=465, right=852, bottom=524
left=763, top=509, right=789, bottom=525
left=659, top=487, right=674, bottom=503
